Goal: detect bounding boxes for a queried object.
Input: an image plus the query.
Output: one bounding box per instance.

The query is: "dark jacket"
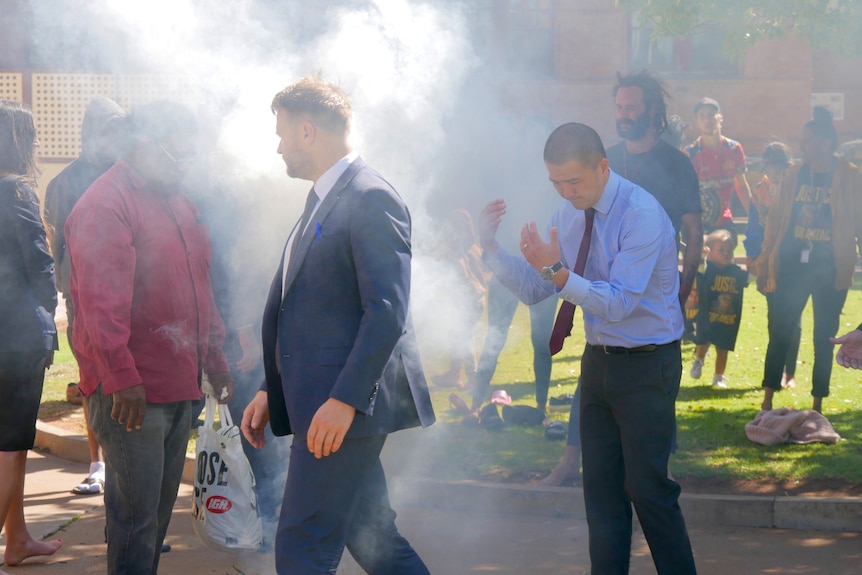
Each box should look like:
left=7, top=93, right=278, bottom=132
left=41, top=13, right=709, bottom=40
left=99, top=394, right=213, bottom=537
left=44, top=96, right=125, bottom=294
left=262, top=157, right=435, bottom=438
left=0, top=176, right=58, bottom=352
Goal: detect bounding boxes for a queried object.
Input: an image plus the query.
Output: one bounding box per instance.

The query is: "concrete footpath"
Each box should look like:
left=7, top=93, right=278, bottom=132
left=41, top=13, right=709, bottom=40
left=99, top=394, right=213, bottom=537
left=3, top=425, right=862, bottom=575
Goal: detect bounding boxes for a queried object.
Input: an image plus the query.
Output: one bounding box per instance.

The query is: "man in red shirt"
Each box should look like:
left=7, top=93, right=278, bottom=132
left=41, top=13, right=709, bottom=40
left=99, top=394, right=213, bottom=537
left=685, top=97, right=751, bottom=232
left=65, top=101, right=233, bottom=575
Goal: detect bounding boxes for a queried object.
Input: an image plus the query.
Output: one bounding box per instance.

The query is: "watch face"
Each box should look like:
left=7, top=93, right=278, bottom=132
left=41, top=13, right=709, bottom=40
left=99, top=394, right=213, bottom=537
left=541, top=266, right=556, bottom=280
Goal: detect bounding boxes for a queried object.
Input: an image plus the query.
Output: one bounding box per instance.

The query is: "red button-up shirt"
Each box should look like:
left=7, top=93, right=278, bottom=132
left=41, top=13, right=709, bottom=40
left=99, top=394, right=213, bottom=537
left=66, top=159, right=229, bottom=403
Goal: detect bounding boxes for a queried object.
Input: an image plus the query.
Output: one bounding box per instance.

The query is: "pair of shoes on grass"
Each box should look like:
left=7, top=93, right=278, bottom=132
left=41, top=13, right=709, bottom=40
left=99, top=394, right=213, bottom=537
left=548, top=393, right=574, bottom=410
left=690, top=358, right=728, bottom=388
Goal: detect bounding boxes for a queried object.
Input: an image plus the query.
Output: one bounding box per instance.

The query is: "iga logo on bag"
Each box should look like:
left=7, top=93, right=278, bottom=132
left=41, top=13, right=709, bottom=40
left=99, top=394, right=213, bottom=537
left=206, top=495, right=232, bottom=514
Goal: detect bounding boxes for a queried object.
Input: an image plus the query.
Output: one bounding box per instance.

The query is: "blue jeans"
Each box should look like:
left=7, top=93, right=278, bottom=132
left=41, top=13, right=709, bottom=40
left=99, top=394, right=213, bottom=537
left=86, top=388, right=191, bottom=575
left=223, top=331, right=287, bottom=526
left=471, top=278, right=557, bottom=408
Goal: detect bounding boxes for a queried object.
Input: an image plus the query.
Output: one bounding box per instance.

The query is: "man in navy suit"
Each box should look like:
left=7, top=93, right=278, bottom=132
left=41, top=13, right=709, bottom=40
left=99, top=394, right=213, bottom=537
left=241, top=77, right=435, bottom=575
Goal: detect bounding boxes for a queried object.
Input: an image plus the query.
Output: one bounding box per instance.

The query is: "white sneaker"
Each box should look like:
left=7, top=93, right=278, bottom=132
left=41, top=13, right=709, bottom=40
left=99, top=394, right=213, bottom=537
left=690, top=358, right=704, bottom=379
left=712, top=374, right=729, bottom=388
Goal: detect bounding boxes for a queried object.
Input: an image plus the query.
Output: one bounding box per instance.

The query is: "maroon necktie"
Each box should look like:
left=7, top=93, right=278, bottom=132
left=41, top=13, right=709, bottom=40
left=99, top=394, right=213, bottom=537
left=549, top=208, right=595, bottom=355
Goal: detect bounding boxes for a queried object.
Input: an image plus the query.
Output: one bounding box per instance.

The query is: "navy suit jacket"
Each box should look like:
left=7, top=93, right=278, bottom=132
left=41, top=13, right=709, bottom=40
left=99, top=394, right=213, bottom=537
left=261, top=157, right=435, bottom=438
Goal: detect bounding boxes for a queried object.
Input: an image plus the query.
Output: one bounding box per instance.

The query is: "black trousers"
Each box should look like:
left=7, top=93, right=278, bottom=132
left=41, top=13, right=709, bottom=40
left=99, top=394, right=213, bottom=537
left=762, top=256, right=847, bottom=397
left=580, top=341, right=697, bottom=575
left=275, top=434, right=428, bottom=575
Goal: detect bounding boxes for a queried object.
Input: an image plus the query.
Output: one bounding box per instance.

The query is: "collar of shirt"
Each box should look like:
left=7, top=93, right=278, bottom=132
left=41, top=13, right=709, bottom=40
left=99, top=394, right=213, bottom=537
left=313, top=150, right=359, bottom=203
left=592, top=169, right=621, bottom=216
left=282, top=151, right=359, bottom=289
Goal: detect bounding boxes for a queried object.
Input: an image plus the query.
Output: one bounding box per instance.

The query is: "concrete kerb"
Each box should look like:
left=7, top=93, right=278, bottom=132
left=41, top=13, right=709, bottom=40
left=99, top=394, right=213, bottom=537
left=34, top=420, right=862, bottom=533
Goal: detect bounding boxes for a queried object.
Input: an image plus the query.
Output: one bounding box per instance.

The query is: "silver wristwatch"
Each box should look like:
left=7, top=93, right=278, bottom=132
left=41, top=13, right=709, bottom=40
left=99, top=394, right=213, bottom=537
left=541, top=261, right=564, bottom=280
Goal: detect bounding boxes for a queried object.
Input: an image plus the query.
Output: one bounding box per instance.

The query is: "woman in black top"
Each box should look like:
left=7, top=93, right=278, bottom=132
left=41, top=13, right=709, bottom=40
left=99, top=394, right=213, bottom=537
left=0, top=100, right=62, bottom=569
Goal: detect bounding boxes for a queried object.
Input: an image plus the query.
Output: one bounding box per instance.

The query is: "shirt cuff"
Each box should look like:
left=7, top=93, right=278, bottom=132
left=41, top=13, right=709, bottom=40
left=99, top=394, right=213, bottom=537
left=205, top=351, right=231, bottom=375
left=558, top=269, right=590, bottom=305
left=100, top=366, right=143, bottom=395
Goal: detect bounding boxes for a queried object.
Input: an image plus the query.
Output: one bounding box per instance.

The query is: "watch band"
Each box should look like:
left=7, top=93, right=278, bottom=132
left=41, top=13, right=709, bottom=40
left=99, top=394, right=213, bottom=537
left=542, top=261, right=564, bottom=280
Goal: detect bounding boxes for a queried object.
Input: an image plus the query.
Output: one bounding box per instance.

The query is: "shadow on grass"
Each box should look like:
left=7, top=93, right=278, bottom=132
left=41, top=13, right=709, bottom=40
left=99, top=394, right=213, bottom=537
left=675, top=407, right=862, bottom=484
left=677, top=384, right=753, bottom=402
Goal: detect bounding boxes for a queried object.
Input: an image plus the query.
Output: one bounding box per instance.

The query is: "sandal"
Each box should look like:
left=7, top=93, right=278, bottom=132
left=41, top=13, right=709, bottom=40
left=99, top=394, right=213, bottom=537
left=72, top=476, right=104, bottom=495
left=448, top=393, right=470, bottom=415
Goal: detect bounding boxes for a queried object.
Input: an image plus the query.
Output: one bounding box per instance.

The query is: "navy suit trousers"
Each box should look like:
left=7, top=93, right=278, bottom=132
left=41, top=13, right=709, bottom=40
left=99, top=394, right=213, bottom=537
left=275, top=434, right=428, bottom=575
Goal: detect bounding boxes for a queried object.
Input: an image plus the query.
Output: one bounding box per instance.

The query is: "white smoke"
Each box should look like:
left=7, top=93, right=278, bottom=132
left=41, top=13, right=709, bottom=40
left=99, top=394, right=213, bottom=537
left=29, top=5, right=562, bottom=563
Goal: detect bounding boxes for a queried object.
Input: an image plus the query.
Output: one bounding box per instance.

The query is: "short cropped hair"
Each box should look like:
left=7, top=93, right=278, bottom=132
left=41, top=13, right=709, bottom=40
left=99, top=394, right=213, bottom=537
left=271, top=77, right=352, bottom=135
left=543, top=123, right=606, bottom=167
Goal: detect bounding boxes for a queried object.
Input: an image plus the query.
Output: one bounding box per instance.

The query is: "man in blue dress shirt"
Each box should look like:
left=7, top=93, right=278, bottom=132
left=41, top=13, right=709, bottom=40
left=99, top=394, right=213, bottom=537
left=479, top=123, right=697, bottom=574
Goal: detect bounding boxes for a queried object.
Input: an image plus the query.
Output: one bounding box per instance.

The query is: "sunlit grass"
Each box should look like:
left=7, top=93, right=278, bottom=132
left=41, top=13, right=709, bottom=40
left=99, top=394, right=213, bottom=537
left=420, top=279, right=862, bottom=485
left=41, top=280, right=862, bottom=485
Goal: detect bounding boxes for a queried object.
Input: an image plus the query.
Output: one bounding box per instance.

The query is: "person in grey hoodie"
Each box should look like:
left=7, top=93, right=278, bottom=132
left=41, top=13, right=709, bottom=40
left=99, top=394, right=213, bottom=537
left=44, top=95, right=126, bottom=496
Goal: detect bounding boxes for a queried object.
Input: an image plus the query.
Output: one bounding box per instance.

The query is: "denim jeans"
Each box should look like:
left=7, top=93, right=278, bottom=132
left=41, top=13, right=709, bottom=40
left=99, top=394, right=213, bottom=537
left=223, top=331, right=288, bottom=527
left=472, top=278, right=557, bottom=407
left=86, top=388, right=192, bottom=575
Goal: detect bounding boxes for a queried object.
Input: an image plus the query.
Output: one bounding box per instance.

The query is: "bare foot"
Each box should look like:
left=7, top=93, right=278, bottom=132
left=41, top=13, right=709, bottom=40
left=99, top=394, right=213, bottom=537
left=761, top=388, right=775, bottom=411
left=812, top=397, right=823, bottom=414
left=540, top=459, right=580, bottom=487
left=4, top=538, right=63, bottom=566
left=781, top=373, right=796, bottom=389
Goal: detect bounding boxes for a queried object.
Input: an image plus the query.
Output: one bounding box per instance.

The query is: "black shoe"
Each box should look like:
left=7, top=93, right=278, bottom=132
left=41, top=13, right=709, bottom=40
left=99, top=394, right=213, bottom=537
left=549, top=394, right=574, bottom=407
left=545, top=421, right=568, bottom=440
left=502, top=405, right=545, bottom=426
left=478, top=403, right=503, bottom=431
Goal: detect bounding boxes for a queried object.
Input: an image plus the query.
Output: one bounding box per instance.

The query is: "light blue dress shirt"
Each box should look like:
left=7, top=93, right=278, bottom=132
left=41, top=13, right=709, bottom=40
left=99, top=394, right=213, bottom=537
left=486, top=169, right=683, bottom=347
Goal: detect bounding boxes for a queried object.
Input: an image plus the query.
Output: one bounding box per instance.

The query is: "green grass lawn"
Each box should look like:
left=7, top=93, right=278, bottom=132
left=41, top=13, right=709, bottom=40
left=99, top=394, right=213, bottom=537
left=41, top=280, right=862, bottom=486
left=417, top=280, right=862, bottom=486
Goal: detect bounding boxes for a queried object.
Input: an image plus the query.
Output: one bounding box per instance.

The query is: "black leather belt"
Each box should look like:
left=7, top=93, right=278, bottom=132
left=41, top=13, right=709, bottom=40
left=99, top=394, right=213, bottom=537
left=590, top=341, right=678, bottom=355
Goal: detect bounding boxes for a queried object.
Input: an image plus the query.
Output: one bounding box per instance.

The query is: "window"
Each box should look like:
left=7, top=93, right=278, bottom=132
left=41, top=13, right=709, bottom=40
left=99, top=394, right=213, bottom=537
left=461, top=0, right=556, bottom=77
left=630, top=17, right=738, bottom=77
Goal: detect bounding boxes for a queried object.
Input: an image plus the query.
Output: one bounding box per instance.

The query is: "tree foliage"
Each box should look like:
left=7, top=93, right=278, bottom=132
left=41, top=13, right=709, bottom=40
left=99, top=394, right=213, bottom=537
left=617, top=0, right=862, bottom=57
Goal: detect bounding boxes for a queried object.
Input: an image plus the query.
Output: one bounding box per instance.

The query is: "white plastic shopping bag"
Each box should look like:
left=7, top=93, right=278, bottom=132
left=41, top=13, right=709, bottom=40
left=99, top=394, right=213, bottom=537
left=192, top=394, right=263, bottom=552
